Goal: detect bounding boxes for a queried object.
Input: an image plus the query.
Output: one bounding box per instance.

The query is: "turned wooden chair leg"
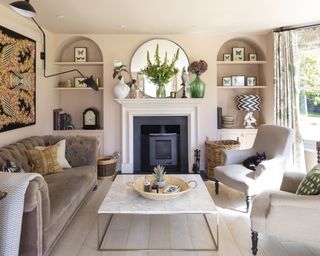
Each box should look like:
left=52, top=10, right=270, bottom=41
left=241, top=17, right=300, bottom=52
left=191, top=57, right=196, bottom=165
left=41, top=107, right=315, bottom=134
left=251, top=231, right=258, bottom=255
left=215, top=179, right=219, bottom=194
left=246, top=195, right=251, bottom=213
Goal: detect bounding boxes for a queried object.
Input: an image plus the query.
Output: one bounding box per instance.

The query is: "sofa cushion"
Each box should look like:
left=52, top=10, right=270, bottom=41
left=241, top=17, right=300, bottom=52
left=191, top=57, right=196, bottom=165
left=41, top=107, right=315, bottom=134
left=296, top=164, right=320, bottom=195
left=44, top=166, right=96, bottom=224
left=36, top=139, right=71, bottom=169
left=27, top=145, right=61, bottom=175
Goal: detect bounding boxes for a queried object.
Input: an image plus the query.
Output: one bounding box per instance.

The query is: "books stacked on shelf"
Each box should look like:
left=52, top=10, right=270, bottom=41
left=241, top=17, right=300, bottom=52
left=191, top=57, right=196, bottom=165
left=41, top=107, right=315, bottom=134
left=53, top=109, right=72, bottom=130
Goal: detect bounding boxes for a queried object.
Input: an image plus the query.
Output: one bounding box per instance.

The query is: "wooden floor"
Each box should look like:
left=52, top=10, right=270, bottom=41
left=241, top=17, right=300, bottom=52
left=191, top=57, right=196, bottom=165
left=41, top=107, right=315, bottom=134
left=49, top=177, right=320, bottom=256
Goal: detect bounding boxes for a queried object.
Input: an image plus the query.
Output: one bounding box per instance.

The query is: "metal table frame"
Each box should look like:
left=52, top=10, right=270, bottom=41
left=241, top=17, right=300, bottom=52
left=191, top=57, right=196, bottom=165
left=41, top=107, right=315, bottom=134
left=98, top=212, right=218, bottom=252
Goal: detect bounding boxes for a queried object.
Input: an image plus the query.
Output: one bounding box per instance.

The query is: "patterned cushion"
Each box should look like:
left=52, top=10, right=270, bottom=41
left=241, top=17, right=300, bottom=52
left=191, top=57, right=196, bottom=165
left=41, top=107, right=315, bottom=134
left=2, top=160, right=24, bottom=173
left=26, top=145, right=61, bottom=175
left=35, top=139, right=71, bottom=169
left=296, top=165, right=320, bottom=195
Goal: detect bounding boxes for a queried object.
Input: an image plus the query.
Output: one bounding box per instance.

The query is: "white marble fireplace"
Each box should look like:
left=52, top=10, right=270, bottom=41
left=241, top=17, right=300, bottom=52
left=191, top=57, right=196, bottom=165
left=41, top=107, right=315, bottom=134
left=116, top=98, right=203, bottom=173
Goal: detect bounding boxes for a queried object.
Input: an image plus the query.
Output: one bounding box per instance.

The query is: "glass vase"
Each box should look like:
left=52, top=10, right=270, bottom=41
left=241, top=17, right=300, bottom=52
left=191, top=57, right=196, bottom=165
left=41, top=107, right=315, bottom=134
left=189, top=74, right=205, bottom=98
left=156, top=84, right=166, bottom=98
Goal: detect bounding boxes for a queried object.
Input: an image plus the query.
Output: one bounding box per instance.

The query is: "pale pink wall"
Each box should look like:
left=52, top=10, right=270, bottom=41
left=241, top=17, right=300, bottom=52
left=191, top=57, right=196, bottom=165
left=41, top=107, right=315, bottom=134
left=0, top=5, right=58, bottom=147
left=54, top=33, right=274, bottom=168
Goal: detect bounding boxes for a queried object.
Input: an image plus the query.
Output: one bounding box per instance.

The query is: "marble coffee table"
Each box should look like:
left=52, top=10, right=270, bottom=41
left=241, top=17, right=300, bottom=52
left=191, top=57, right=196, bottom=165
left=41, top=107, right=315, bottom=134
left=98, top=174, right=218, bottom=252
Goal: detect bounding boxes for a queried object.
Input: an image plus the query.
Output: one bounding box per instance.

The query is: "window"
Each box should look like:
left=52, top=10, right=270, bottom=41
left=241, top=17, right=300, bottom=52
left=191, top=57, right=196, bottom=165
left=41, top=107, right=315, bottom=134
left=296, top=27, right=320, bottom=143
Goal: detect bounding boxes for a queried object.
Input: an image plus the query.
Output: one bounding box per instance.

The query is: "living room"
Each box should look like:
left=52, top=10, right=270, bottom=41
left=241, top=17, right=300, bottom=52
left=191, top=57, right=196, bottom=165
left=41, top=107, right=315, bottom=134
left=0, top=0, right=320, bottom=255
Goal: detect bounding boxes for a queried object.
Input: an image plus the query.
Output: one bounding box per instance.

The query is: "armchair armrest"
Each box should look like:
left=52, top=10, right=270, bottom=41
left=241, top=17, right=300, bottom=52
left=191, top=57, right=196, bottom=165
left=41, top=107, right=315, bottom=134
left=280, top=171, right=306, bottom=193
left=270, top=191, right=320, bottom=209
left=23, top=175, right=50, bottom=231
left=254, top=157, right=285, bottom=179
left=223, top=148, right=255, bottom=165
left=24, top=176, right=49, bottom=213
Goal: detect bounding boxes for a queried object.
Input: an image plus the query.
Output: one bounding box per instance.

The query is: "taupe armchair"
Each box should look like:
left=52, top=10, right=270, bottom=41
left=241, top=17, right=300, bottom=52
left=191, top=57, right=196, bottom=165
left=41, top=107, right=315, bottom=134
left=214, top=125, right=294, bottom=212
left=250, top=171, right=320, bottom=255
left=250, top=142, right=320, bottom=255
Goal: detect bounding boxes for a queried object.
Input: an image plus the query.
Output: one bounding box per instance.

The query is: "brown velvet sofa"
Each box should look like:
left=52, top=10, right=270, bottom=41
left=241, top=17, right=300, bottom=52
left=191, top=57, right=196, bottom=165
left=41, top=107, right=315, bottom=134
left=0, top=135, right=98, bottom=256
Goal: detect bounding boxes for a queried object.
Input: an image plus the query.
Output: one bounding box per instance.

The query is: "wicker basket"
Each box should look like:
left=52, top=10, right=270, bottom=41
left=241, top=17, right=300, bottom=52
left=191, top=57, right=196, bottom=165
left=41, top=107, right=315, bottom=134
left=205, top=139, right=240, bottom=180
left=97, top=152, right=119, bottom=179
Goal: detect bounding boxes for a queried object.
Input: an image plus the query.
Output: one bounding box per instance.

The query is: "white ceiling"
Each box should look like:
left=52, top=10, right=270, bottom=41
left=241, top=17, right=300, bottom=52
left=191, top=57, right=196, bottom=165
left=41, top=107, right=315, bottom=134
left=2, top=0, right=320, bottom=34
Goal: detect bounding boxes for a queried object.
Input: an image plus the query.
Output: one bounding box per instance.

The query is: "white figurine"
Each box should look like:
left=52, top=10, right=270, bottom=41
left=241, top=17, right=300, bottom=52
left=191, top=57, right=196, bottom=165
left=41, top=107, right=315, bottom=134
left=181, top=66, right=189, bottom=85
left=244, top=111, right=256, bottom=128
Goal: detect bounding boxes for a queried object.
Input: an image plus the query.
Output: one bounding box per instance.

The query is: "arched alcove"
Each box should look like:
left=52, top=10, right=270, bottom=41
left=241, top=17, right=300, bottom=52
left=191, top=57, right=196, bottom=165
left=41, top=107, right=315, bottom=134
left=55, top=36, right=103, bottom=62
left=217, top=37, right=266, bottom=61
left=52, top=36, right=104, bottom=135
left=216, top=37, right=268, bottom=129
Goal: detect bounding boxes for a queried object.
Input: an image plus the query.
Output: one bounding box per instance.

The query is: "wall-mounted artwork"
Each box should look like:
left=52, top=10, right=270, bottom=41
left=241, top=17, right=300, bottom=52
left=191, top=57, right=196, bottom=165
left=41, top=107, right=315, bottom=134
left=0, top=26, right=36, bottom=132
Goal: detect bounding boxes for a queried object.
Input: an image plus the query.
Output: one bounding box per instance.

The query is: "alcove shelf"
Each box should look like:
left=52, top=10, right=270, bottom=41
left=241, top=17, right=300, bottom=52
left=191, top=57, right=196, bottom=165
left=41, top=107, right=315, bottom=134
left=216, top=38, right=268, bottom=129
left=216, top=61, right=267, bottom=65
left=54, top=62, right=104, bottom=65
left=217, top=86, right=267, bottom=89
left=53, top=87, right=104, bottom=91
left=53, top=36, right=104, bottom=134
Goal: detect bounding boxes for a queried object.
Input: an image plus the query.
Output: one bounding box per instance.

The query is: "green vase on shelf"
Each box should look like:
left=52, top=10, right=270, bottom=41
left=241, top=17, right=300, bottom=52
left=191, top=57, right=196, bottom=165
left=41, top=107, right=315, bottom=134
left=189, top=74, right=205, bottom=98
left=156, top=84, right=166, bottom=98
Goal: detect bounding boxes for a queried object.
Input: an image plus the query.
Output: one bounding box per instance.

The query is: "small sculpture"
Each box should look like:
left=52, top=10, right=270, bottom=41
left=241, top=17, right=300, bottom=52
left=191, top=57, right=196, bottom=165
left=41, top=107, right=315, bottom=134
left=181, top=66, right=189, bottom=85
left=244, top=111, right=257, bottom=129
left=181, top=67, right=189, bottom=98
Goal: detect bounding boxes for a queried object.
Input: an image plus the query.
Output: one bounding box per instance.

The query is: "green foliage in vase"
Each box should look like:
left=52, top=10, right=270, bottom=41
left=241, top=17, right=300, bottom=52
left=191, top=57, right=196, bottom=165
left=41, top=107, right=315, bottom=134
left=141, top=44, right=179, bottom=86
left=153, top=165, right=166, bottom=181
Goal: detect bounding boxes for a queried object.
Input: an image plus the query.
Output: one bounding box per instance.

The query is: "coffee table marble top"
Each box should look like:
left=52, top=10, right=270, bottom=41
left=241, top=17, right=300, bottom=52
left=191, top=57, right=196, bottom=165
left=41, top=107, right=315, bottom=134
left=98, top=174, right=217, bottom=215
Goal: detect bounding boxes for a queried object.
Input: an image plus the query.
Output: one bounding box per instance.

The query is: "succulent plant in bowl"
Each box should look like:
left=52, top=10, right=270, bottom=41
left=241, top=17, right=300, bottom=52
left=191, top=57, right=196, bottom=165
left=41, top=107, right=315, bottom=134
left=153, top=165, right=166, bottom=188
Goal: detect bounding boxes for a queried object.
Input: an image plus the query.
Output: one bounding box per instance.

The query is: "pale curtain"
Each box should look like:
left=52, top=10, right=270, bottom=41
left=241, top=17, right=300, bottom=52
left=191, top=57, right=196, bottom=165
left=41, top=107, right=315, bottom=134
left=274, top=30, right=306, bottom=172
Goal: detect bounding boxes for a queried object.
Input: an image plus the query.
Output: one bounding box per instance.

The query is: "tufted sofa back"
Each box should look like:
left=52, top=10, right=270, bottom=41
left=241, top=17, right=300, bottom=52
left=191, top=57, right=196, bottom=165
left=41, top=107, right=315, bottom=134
left=0, top=136, right=45, bottom=172
left=0, top=135, right=97, bottom=172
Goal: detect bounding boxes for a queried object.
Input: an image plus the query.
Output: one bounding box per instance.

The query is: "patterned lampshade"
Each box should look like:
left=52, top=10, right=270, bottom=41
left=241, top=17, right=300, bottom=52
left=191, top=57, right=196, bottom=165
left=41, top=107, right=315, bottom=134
left=236, top=95, right=261, bottom=111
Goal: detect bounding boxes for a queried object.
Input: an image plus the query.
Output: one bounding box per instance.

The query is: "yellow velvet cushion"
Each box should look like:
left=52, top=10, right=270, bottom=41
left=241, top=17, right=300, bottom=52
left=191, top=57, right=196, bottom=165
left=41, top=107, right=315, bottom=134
left=27, top=145, right=61, bottom=175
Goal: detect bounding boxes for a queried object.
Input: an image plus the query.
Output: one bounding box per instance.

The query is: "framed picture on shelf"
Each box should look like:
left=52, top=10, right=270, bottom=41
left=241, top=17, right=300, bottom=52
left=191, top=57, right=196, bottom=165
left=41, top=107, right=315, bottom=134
left=74, top=77, right=87, bottom=88
left=74, top=47, right=87, bottom=62
left=223, top=53, right=232, bottom=61
left=232, top=76, right=245, bottom=86
left=247, top=76, right=257, bottom=86
left=222, top=77, right=232, bottom=86
left=249, top=53, right=257, bottom=61
left=232, top=47, right=245, bottom=61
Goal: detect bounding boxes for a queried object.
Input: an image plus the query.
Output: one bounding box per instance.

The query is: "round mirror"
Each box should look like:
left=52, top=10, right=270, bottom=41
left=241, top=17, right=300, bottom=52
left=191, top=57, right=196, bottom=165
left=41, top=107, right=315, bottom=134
left=130, top=39, right=189, bottom=98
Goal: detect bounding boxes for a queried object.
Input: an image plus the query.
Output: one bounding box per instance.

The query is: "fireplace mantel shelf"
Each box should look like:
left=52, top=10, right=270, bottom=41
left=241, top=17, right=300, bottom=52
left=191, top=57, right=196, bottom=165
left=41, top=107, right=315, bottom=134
left=116, top=98, right=204, bottom=106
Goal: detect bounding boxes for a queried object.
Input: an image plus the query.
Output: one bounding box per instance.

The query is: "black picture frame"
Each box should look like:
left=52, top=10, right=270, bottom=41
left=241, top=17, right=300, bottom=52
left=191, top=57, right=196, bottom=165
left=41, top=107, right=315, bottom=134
left=232, top=47, right=245, bottom=61
left=247, top=76, right=257, bottom=86
left=223, top=53, right=232, bottom=61
left=222, top=76, right=232, bottom=86
left=74, top=77, right=86, bottom=88
left=249, top=53, right=257, bottom=61
left=74, top=47, right=87, bottom=62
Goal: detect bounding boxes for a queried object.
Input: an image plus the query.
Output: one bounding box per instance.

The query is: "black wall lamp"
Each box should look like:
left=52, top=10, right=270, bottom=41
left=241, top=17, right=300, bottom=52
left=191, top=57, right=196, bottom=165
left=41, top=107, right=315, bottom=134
left=9, top=0, right=99, bottom=91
